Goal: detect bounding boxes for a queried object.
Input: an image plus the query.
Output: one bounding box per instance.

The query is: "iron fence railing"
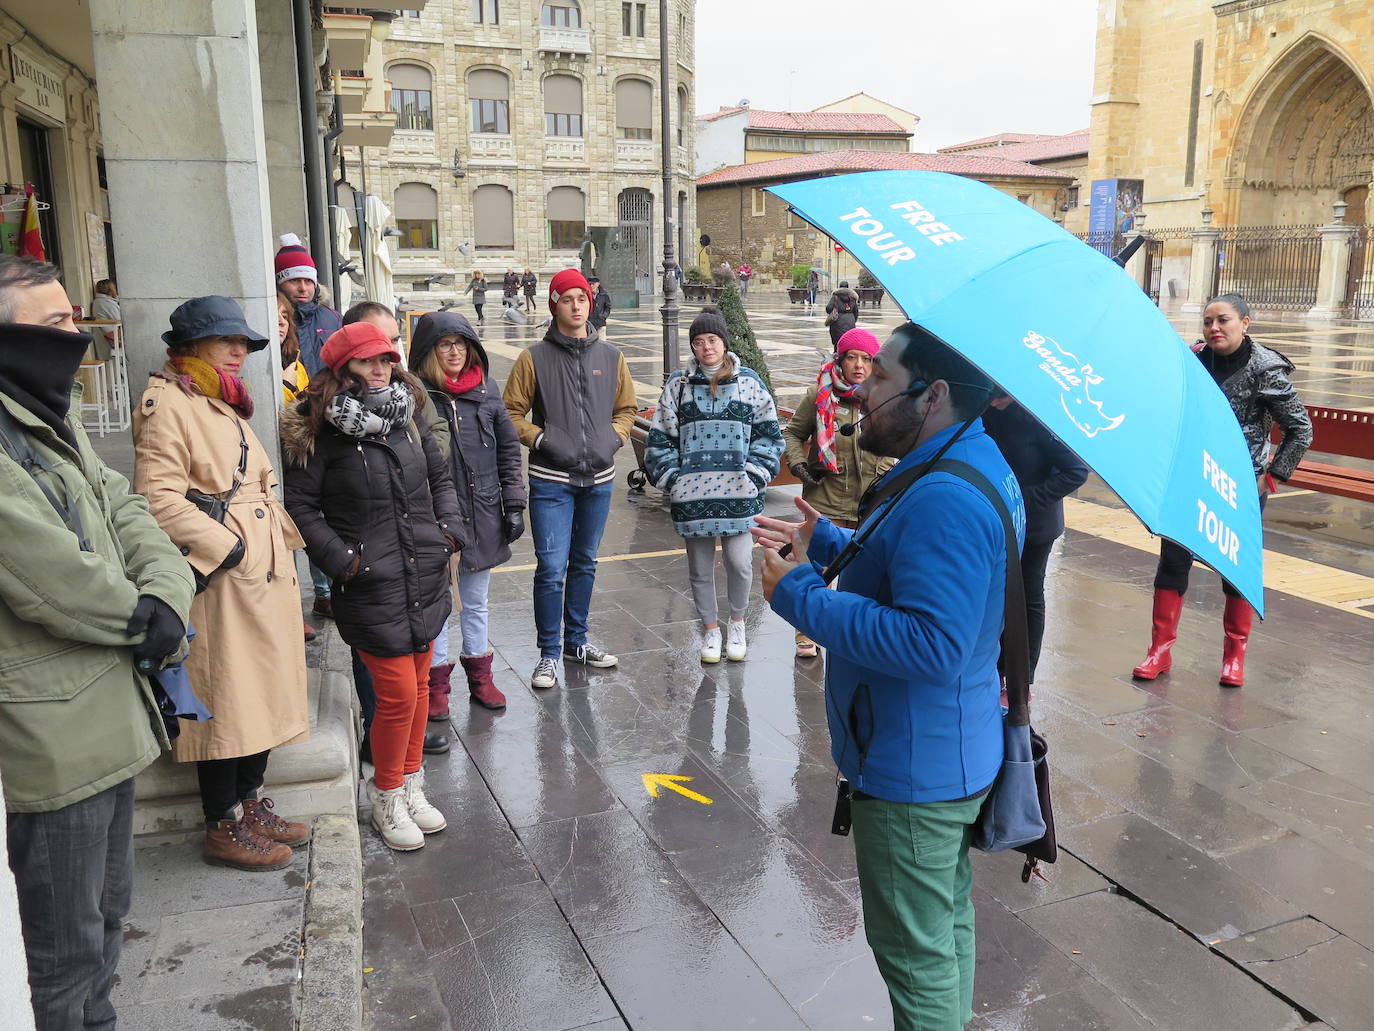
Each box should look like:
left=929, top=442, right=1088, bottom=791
left=1212, top=225, right=1322, bottom=311
left=1345, top=225, right=1374, bottom=319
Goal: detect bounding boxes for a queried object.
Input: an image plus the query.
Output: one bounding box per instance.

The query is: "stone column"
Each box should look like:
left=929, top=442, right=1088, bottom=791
left=256, top=0, right=308, bottom=247
left=1182, top=226, right=1220, bottom=314
left=1306, top=219, right=1356, bottom=321
left=89, top=0, right=281, bottom=452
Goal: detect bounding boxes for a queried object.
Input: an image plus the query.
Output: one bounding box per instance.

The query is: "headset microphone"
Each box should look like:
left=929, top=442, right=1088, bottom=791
left=839, top=381, right=929, bottom=436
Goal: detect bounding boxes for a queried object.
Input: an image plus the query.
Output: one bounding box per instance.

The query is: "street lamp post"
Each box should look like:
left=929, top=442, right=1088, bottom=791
left=658, top=0, right=680, bottom=379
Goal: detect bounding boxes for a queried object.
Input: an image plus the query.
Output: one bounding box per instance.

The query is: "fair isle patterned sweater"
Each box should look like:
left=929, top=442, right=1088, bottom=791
left=644, top=353, right=784, bottom=538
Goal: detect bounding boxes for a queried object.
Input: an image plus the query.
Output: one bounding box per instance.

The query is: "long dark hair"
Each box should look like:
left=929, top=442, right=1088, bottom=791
left=302, top=364, right=427, bottom=434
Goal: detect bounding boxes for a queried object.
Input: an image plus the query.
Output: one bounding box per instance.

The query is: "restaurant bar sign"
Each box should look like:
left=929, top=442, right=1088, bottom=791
left=9, top=41, right=66, bottom=125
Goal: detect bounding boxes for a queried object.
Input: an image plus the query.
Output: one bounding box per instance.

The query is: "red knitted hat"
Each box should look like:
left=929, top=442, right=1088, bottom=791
left=275, top=232, right=317, bottom=284
left=548, top=268, right=591, bottom=313
left=320, top=322, right=401, bottom=373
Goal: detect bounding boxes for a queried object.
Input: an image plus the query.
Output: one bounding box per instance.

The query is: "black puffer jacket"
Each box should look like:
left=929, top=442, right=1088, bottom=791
left=410, top=311, right=526, bottom=572
left=281, top=400, right=463, bottom=657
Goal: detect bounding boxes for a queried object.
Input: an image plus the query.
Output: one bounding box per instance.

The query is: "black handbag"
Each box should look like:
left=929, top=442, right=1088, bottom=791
left=184, top=419, right=249, bottom=592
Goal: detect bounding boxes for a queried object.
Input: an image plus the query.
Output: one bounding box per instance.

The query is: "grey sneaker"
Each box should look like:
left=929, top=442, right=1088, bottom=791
left=564, top=643, right=618, bottom=668
left=531, top=656, right=559, bottom=689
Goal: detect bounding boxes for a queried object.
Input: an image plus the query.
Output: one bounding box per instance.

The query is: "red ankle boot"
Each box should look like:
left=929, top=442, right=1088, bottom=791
left=460, top=652, right=506, bottom=710
left=1219, top=596, right=1253, bottom=688
left=427, top=663, right=454, bottom=722
left=1132, top=589, right=1184, bottom=680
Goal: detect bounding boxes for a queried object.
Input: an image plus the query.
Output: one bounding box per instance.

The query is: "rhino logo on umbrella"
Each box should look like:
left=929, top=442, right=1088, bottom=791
left=1023, top=330, right=1125, bottom=438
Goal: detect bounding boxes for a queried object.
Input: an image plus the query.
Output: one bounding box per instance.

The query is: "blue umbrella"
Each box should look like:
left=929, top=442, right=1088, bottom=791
left=767, top=171, right=1265, bottom=614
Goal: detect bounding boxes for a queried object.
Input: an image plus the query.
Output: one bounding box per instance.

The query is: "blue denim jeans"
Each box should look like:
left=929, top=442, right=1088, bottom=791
left=529, top=478, right=613, bottom=657
left=310, top=561, right=331, bottom=599
left=431, top=567, right=493, bottom=665
left=7, top=778, right=135, bottom=1031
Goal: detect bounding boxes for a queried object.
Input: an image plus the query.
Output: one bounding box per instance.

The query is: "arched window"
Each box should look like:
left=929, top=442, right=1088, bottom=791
left=394, top=183, right=439, bottom=249
left=677, top=86, right=689, bottom=147
left=468, top=68, right=510, bottom=134
left=544, top=74, right=582, bottom=137
left=547, top=187, right=586, bottom=251
left=616, top=79, right=652, bottom=141
left=389, top=64, right=433, bottom=131
left=540, top=1, right=580, bottom=27
left=473, top=184, right=514, bottom=250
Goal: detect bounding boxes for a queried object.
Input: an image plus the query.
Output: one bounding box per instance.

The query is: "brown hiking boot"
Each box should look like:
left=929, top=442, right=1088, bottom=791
left=242, top=796, right=312, bottom=849
left=204, top=808, right=293, bottom=871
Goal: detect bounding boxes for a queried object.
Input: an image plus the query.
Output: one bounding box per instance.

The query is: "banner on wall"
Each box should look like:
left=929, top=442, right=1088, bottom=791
left=1089, top=179, right=1143, bottom=238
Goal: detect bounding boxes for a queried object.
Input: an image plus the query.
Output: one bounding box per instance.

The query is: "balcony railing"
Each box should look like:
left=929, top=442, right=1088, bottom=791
left=470, top=133, right=515, bottom=162
left=538, top=25, right=591, bottom=55
left=545, top=137, right=586, bottom=162
left=614, top=138, right=655, bottom=167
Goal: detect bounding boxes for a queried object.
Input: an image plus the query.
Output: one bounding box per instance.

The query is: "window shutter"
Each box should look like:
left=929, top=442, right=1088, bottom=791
left=544, top=74, right=582, bottom=115
left=388, top=64, right=432, bottom=91
left=394, top=183, right=438, bottom=220
left=615, top=79, right=652, bottom=129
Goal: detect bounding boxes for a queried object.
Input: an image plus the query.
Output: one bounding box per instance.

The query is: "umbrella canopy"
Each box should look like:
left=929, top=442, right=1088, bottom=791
left=333, top=205, right=354, bottom=313
left=363, top=193, right=395, bottom=311
left=768, top=171, right=1265, bottom=614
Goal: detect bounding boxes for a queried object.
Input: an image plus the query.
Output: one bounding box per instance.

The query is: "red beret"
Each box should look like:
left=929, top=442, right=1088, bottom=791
left=320, top=322, right=402, bottom=373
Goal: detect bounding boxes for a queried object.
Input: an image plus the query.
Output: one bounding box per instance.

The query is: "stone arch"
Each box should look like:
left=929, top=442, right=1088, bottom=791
left=1230, top=34, right=1374, bottom=224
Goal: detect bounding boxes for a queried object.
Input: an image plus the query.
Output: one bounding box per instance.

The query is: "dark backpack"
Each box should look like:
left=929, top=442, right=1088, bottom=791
left=839, top=294, right=856, bottom=316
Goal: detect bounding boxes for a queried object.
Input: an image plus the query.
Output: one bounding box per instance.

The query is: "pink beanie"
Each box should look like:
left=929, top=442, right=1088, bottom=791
left=835, top=327, right=880, bottom=358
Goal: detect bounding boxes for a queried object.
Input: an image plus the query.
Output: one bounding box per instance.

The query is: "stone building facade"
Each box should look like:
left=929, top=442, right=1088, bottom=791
left=358, top=0, right=696, bottom=307
left=1090, top=0, right=1374, bottom=228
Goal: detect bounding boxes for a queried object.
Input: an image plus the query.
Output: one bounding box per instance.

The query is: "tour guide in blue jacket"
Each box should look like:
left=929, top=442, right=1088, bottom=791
left=756, top=323, right=1024, bottom=1031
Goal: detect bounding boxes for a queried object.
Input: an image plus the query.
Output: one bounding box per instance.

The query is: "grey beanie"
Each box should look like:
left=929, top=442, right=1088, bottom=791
left=688, top=306, right=729, bottom=345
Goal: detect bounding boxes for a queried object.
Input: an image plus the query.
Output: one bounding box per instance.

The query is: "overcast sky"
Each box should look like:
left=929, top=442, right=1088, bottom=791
left=693, top=0, right=1098, bottom=152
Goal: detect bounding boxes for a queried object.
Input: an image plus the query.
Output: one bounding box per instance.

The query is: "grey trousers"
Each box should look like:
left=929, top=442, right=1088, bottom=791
left=7, top=777, right=135, bottom=1031
left=684, top=533, right=754, bottom=624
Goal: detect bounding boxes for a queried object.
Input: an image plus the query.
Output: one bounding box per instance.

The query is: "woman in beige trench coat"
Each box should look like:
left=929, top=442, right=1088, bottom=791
left=133, top=295, right=311, bottom=873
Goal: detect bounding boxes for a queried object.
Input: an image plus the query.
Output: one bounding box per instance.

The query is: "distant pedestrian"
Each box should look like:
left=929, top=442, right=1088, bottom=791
left=133, top=295, right=312, bottom=872
left=754, top=323, right=1019, bottom=1031
left=464, top=270, right=488, bottom=324
left=716, top=260, right=737, bottom=287
left=983, top=393, right=1089, bottom=683
left=502, top=268, right=519, bottom=309
left=409, top=310, right=526, bottom=714
left=824, top=280, right=860, bottom=348
left=806, top=268, right=820, bottom=311
left=276, top=232, right=340, bottom=375
left=1132, top=293, right=1311, bottom=688
left=737, top=263, right=752, bottom=301
left=588, top=275, right=612, bottom=333
left=0, top=254, right=194, bottom=1031
left=502, top=269, right=636, bottom=690
left=521, top=267, right=538, bottom=311
left=89, top=277, right=119, bottom=360
left=283, top=322, right=463, bottom=852
left=780, top=327, right=895, bottom=657
left=645, top=306, right=783, bottom=663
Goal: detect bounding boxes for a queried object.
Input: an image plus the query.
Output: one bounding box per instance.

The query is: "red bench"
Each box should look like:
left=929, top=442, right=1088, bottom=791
left=1273, top=406, right=1374, bottom=502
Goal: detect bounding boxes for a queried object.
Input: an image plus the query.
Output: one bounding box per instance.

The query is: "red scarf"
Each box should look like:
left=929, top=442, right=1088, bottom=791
left=444, top=364, right=484, bottom=396
left=813, top=361, right=860, bottom=473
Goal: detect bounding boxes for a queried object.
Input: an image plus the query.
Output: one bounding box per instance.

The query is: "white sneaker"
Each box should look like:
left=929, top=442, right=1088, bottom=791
left=726, top=619, right=748, bottom=661
left=700, top=625, right=722, bottom=664
left=531, top=656, right=558, bottom=689
left=366, top=778, right=424, bottom=851
left=403, top=770, right=447, bottom=834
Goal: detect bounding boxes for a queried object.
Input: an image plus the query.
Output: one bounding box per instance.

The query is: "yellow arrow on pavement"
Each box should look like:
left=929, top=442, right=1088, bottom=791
left=642, top=773, right=713, bottom=805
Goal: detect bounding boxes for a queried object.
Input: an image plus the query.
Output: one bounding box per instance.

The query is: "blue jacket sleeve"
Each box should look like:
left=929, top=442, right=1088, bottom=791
left=807, top=516, right=850, bottom=569
left=772, top=480, right=1003, bottom=682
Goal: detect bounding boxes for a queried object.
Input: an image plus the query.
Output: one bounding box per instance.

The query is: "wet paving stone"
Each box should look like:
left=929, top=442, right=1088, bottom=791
left=1217, top=918, right=1374, bottom=1031
left=1066, top=813, right=1303, bottom=942
left=1020, top=891, right=1306, bottom=1030
left=1237, top=767, right=1374, bottom=855
left=1243, top=721, right=1374, bottom=791
left=970, top=848, right=1110, bottom=913
left=769, top=952, right=894, bottom=1029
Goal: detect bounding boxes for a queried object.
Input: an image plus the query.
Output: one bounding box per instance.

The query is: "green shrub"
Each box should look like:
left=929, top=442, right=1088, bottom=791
left=790, top=264, right=811, bottom=289
left=857, top=268, right=878, bottom=289
left=684, top=265, right=706, bottom=284
left=715, top=284, right=774, bottom=397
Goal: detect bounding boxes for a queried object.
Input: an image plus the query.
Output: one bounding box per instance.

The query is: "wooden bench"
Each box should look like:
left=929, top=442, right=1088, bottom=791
left=1273, top=406, right=1374, bottom=502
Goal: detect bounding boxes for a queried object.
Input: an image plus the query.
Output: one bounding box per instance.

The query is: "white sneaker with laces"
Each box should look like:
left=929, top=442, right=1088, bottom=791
left=700, top=625, right=722, bottom=664
left=403, top=770, right=447, bottom=834
left=366, top=778, right=424, bottom=851
left=726, top=619, right=748, bottom=661
left=531, top=656, right=558, bottom=689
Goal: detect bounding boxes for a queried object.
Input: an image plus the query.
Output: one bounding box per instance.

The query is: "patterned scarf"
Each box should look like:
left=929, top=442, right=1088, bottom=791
left=323, top=380, right=415, bottom=439
left=168, top=355, right=253, bottom=418
left=813, top=360, right=862, bottom=473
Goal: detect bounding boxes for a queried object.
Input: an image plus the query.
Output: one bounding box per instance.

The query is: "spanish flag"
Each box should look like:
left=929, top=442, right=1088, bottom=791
left=18, top=184, right=44, bottom=262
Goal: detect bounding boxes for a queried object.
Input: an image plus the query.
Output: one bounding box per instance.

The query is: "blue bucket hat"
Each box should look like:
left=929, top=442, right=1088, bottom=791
left=162, top=295, right=270, bottom=351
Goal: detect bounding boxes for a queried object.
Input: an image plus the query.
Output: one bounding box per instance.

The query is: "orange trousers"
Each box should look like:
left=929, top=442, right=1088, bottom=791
left=357, top=648, right=433, bottom=791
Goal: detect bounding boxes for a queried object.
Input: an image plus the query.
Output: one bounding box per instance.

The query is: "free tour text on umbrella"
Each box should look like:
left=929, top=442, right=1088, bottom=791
left=1199, top=448, right=1242, bottom=564
left=837, top=200, right=965, bottom=265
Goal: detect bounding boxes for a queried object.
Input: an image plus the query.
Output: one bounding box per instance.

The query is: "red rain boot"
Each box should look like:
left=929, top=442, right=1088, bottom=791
left=427, top=663, right=454, bottom=722
left=1219, top=596, right=1253, bottom=688
left=460, top=652, right=506, bottom=710
left=1132, top=589, right=1184, bottom=680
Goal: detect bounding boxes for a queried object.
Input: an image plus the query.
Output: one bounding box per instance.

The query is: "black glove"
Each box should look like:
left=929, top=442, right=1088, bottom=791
left=791, top=462, right=821, bottom=488
left=503, top=508, right=526, bottom=544
left=126, top=596, right=185, bottom=664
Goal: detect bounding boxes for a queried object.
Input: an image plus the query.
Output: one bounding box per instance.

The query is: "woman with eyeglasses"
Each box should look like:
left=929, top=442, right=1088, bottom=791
left=282, top=322, right=464, bottom=852
left=408, top=311, right=526, bottom=715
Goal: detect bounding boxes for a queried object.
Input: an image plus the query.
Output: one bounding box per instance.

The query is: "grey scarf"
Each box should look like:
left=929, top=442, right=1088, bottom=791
left=323, top=380, right=415, bottom=439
